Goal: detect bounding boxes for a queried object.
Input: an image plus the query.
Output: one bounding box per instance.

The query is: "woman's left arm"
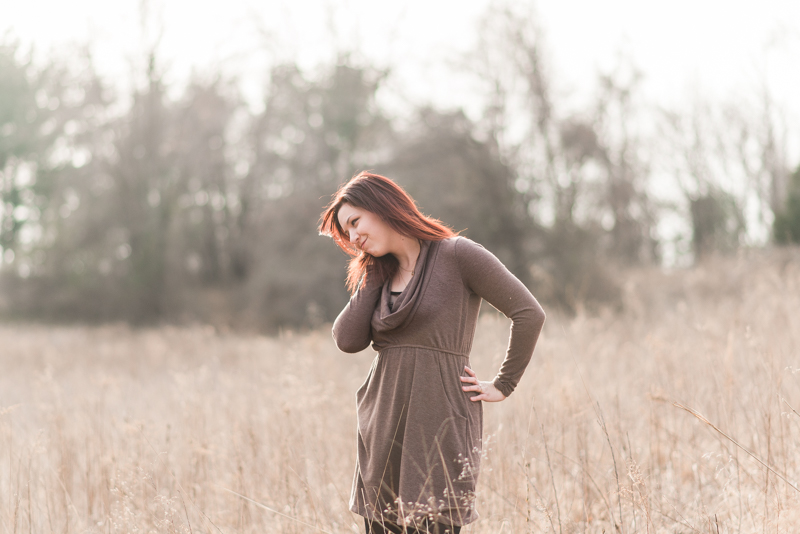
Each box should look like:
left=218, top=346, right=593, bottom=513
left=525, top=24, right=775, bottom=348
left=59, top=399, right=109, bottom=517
left=454, top=237, right=546, bottom=401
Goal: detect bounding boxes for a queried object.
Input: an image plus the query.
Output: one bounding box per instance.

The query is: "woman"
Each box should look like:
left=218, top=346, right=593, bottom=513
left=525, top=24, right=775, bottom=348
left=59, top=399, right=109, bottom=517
left=319, top=172, right=545, bottom=534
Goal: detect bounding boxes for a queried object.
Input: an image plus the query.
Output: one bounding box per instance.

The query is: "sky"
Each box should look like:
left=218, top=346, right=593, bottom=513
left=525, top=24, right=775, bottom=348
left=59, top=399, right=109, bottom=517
left=4, top=0, right=800, bottom=119
left=4, top=0, right=800, bottom=258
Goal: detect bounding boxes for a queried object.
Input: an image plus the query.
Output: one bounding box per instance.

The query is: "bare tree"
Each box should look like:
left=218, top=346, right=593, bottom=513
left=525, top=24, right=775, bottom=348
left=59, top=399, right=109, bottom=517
left=467, top=2, right=661, bottom=310
left=658, top=100, right=747, bottom=260
left=592, top=63, right=659, bottom=264
left=729, top=87, right=791, bottom=236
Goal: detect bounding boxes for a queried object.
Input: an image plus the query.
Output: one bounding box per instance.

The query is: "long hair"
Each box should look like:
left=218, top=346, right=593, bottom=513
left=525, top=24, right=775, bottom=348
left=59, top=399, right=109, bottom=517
left=319, top=172, right=456, bottom=294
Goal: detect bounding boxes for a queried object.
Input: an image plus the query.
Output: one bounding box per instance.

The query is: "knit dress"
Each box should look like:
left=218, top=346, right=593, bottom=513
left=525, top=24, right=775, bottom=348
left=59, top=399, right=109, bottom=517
left=332, top=236, right=545, bottom=528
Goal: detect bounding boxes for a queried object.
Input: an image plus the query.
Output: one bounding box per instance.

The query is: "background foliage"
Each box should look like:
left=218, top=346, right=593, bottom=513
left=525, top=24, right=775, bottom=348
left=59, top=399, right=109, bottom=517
left=0, top=4, right=798, bottom=330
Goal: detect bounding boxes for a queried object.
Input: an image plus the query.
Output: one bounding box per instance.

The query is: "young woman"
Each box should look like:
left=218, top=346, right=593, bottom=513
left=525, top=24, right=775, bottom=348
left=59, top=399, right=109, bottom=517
left=319, top=172, right=545, bottom=534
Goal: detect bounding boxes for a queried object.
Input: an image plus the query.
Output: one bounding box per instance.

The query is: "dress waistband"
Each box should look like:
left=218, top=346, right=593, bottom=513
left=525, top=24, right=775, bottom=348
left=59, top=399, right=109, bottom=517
left=377, top=344, right=468, bottom=357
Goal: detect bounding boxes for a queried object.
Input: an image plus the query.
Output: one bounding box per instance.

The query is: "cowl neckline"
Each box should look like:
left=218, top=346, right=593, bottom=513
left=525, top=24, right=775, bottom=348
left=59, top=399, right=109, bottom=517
left=373, top=239, right=440, bottom=332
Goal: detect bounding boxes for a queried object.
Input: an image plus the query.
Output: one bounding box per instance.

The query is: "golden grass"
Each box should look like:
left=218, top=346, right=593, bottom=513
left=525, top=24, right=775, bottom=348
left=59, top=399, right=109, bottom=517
left=2, top=249, right=800, bottom=533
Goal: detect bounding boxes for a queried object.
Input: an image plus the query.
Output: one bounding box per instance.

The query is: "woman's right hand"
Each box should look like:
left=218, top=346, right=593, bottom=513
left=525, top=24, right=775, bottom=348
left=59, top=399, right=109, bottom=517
left=461, top=366, right=506, bottom=403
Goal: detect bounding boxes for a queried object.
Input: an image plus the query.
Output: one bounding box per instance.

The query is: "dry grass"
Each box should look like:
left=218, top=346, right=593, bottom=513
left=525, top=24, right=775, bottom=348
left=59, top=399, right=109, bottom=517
left=2, top=249, right=800, bottom=533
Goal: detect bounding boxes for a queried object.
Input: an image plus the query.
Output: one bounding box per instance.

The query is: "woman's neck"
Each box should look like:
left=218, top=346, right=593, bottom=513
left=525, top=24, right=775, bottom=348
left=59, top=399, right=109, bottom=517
left=392, top=237, right=420, bottom=273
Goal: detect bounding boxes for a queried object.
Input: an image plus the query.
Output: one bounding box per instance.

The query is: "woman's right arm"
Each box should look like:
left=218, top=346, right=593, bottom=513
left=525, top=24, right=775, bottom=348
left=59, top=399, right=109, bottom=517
left=331, top=277, right=382, bottom=353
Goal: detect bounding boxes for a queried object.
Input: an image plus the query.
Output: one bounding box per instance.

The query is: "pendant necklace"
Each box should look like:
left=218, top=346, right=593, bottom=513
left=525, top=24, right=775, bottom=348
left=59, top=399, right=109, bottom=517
left=398, top=240, right=419, bottom=277
left=398, top=264, right=415, bottom=277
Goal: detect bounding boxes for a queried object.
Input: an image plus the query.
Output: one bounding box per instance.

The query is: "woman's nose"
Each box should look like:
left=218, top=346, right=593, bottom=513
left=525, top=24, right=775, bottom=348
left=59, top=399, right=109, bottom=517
left=348, top=229, right=359, bottom=243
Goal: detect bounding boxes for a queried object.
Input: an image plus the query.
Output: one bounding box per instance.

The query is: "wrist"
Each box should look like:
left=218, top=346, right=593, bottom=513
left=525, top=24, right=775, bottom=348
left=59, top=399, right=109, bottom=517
left=492, top=377, right=512, bottom=398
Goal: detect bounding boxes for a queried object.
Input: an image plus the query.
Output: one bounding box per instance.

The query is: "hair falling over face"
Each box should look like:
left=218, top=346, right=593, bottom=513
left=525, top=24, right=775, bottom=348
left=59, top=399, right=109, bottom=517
left=319, top=171, right=456, bottom=293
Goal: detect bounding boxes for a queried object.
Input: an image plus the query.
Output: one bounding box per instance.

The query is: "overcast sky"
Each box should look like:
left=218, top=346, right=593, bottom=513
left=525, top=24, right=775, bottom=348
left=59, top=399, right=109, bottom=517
left=4, top=0, right=800, bottom=118
left=3, top=0, right=800, bottom=257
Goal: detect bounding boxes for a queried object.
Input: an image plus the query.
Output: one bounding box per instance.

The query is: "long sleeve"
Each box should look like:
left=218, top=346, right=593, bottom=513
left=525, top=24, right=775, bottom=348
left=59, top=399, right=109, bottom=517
left=332, top=274, right=383, bottom=353
left=455, top=237, right=545, bottom=397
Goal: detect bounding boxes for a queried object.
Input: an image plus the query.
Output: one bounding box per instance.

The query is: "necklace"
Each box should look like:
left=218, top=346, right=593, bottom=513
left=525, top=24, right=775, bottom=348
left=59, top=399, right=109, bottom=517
left=398, top=240, right=420, bottom=277
left=398, top=264, right=415, bottom=276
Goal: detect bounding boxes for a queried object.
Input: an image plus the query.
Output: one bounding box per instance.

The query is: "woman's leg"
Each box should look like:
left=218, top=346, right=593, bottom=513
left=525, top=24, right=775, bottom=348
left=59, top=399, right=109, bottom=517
left=426, top=520, right=460, bottom=534
left=365, top=518, right=403, bottom=534
left=364, top=518, right=460, bottom=534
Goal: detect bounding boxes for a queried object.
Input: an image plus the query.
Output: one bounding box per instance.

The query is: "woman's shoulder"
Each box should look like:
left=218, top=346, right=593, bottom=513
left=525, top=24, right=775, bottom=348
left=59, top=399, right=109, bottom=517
left=441, top=235, right=485, bottom=253
left=435, top=236, right=465, bottom=254
left=435, top=236, right=489, bottom=264
left=439, top=235, right=478, bottom=246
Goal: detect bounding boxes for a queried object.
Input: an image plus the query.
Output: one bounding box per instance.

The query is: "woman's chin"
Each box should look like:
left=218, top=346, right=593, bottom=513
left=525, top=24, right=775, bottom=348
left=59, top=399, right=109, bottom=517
left=362, top=243, right=385, bottom=257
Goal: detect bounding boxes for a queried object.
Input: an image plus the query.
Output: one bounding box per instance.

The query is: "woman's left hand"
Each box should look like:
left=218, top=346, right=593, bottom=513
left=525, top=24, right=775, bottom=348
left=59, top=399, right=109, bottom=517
left=461, top=366, right=506, bottom=402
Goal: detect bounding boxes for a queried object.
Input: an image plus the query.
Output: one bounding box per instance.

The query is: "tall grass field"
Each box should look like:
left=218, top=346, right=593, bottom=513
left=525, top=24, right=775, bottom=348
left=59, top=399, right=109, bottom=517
left=2, top=251, right=800, bottom=533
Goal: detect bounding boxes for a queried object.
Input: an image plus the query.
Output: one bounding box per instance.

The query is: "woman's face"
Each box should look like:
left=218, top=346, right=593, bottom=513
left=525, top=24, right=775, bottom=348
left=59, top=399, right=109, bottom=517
left=337, top=203, right=395, bottom=257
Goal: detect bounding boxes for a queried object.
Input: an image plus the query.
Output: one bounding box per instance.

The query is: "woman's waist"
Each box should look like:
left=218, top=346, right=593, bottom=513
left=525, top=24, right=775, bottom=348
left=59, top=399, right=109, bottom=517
left=374, top=343, right=469, bottom=358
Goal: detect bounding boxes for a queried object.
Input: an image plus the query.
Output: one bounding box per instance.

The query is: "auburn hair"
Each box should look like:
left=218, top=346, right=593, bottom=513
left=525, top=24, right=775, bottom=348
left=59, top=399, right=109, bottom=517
left=319, top=172, right=457, bottom=294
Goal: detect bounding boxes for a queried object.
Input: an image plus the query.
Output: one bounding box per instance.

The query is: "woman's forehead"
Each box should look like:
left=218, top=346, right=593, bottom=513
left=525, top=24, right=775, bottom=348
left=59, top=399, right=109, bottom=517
left=337, top=203, right=360, bottom=226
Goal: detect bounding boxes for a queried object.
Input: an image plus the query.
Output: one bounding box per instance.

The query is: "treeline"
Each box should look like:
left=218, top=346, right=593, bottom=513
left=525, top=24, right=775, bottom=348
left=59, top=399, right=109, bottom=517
left=1, top=6, right=799, bottom=330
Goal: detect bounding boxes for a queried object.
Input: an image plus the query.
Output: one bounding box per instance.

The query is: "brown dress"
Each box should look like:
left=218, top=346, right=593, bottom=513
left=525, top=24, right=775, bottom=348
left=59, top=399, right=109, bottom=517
left=332, top=237, right=545, bottom=527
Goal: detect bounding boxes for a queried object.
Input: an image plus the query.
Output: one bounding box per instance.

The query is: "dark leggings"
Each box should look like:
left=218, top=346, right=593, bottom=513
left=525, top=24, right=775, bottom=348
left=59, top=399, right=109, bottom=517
left=365, top=518, right=461, bottom=534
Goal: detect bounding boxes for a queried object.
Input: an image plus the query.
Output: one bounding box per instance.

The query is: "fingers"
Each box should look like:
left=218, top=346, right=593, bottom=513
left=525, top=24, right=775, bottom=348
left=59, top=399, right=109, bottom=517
left=460, top=373, right=481, bottom=394
left=461, top=366, right=479, bottom=389
left=462, top=366, right=487, bottom=401
left=466, top=382, right=507, bottom=403
left=460, top=368, right=479, bottom=387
